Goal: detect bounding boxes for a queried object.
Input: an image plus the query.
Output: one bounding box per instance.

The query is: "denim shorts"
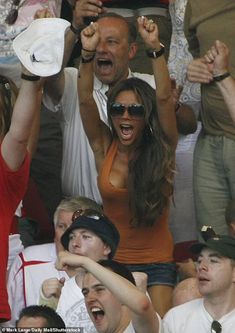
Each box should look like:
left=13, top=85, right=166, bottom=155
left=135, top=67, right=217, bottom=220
left=125, top=262, right=177, bottom=287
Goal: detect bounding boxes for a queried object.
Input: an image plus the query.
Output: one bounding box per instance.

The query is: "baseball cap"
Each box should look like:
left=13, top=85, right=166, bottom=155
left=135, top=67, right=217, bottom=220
left=191, top=235, right=235, bottom=261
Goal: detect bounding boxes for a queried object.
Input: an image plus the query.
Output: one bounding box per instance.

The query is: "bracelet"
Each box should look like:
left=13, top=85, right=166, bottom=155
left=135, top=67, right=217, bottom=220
left=146, top=43, right=165, bottom=59
left=70, top=24, right=81, bottom=35
left=213, top=72, right=230, bottom=82
left=81, top=54, right=95, bottom=63
left=21, top=73, right=40, bottom=81
left=82, top=48, right=96, bottom=53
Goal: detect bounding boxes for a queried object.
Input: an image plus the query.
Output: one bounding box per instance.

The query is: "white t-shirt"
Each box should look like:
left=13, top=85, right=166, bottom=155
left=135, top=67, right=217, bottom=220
left=56, top=276, right=97, bottom=332
left=124, top=317, right=162, bottom=333
left=163, top=298, right=235, bottom=333
left=43, top=68, right=154, bottom=203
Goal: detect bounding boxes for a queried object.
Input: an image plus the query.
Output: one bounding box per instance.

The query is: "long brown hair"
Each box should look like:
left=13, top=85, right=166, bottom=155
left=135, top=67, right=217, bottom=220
left=107, top=78, right=175, bottom=227
left=0, top=75, right=18, bottom=138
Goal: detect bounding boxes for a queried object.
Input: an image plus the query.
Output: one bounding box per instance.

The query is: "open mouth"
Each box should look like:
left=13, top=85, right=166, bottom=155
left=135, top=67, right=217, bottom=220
left=96, top=58, right=113, bottom=75
left=91, top=307, right=105, bottom=321
left=120, top=124, right=134, bottom=138
left=97, top=58, right=113, bottom=67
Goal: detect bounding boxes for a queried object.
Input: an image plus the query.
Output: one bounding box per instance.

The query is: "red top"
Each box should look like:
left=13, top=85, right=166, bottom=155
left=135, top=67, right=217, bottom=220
left=0, top=147, right=30, bottom=322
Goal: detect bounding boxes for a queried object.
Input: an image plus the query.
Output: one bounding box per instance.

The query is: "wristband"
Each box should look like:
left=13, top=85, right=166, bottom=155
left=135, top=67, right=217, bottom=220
left=21, top=73, right=40, bottom=81
left=213, top=72, right=230, bottom=82
left=146, top=43, right=165, bottom=59
left=70, top=24, right=81, bottom=35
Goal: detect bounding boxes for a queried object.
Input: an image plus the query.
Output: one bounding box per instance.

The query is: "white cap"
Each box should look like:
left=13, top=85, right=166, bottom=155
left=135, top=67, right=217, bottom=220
left=13, top=18, right=70, bottom=77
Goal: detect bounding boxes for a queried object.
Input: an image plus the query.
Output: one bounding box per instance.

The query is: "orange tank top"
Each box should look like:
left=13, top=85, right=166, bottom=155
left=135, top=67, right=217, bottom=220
left=98, top=140, right=174, bottom=264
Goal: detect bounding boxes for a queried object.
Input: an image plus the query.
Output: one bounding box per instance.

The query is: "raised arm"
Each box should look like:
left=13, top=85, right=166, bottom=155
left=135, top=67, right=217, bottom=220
left=44, top=0, right=104, bottom=105
left=56, top=251, right=160, bottom=333
left=78, top=23, right=111, bottom=170
left=204, top=40, right=235, bottom=123
left=138, top=17, right=178, bottom=149
left=187, top=58, right=213, bottom=84
left=1, top=70, right=42, bottom=171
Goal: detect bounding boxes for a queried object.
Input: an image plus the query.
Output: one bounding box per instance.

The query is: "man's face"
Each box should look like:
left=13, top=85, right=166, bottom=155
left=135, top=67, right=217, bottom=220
left=94, top=17, right=136, bottom=87
left=68, top=228, right=111, bottom=261
left=54, top=210, right=73, bottom=252
left=196, top=248, right=235, bottom=297
left=82, top=273, right=123, bottom=333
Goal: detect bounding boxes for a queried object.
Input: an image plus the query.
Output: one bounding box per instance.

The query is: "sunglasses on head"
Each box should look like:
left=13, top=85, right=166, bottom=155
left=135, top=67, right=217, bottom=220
left=109, top=102, right=145, bottom=118
left=72, top=208, right=103, bottom=223
left=211, top=321, right=222, bottom=333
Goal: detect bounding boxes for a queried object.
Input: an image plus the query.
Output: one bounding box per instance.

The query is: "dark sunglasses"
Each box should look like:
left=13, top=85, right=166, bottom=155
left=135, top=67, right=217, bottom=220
left=109, top=102, right=145, bottom=118
left=211, top=321, right=222, bottom=333
left=5, top=0, right=22, bottom=25
left=72, top=208, right=103, bottom=223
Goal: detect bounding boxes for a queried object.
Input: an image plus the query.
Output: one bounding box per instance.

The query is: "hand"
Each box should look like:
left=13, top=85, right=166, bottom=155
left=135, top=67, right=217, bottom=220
left=42, top=277, right=65, bottom=298
left=171, top=78, right=183, bottom=105
left=187, top=58, right=213, bottom=83
left=34, top=8, right=54, bottom=19
left=204, top=40, right=229, bottom=76
left=73, top=0, right=104, bottom=28
left=81, top=22, right=100, bottom=53
left=55, top=251, right=85, bottom=271
left=137, top=16, right=160, bottom=50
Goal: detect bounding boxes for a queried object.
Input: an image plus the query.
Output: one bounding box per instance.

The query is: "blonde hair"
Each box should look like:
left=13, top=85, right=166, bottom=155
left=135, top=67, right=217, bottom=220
left=53, top=196, right=102, bottom=227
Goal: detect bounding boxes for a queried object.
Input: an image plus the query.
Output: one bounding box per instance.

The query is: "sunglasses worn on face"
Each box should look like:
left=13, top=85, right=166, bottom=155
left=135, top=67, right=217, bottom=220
left=109, top=102, right=145, bottom=118
left=5, top=0, right=22, bottom=25
left=211, top=321, right=222, bottom=333
left=72, top=209, right=103, bottom=223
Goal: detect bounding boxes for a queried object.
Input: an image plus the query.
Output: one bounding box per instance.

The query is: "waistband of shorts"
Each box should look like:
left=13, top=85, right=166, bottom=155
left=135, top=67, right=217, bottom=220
left=106, top=7, right=168, bottom=18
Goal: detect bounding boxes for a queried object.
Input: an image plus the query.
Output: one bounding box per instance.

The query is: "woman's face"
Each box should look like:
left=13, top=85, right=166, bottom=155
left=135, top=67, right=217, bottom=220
left=110, top=90, right=146, bottom=147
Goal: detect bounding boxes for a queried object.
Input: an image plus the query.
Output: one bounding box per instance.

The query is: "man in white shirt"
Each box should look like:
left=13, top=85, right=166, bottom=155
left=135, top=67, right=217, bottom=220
left=56, top=252, right=161, bottom=333
left=163, top=235, right=235, bottom=332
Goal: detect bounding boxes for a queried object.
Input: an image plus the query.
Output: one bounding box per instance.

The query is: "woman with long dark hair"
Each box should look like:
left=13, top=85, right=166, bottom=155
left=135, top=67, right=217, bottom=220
left=78, top=16, right=178, bottom=316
